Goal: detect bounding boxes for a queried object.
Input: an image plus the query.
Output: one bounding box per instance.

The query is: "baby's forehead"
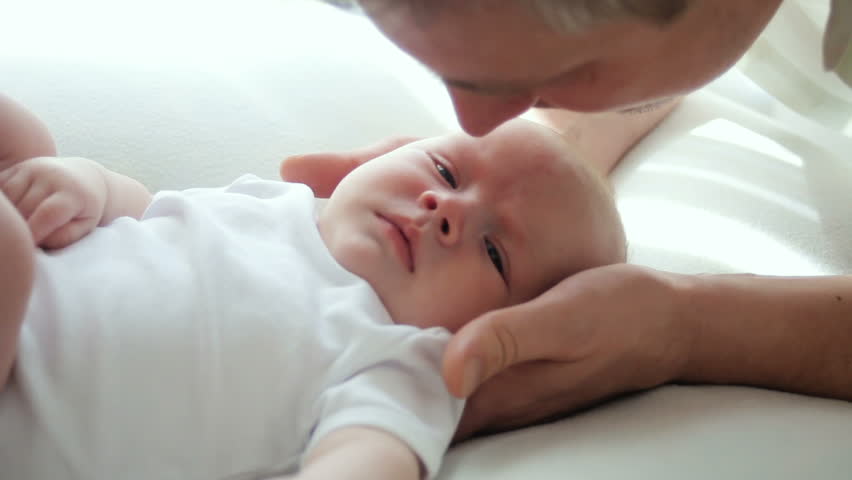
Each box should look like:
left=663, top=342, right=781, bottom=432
left=423, top=122, right=586, bottom=192
left=486, top=142, right=584, bottom=194
left=483, top=124, right=577, bottom=167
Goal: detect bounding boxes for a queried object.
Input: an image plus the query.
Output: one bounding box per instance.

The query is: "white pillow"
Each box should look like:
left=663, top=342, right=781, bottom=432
left=0, top=0, right=457, bottom=191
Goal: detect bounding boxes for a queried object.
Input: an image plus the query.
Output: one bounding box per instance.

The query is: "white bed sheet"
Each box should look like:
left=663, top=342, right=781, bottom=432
left=2, top=0, right=851, bottom=478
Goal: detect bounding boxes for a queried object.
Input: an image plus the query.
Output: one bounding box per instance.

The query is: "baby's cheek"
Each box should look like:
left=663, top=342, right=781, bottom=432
left=443, top=286, right=504, bottom=332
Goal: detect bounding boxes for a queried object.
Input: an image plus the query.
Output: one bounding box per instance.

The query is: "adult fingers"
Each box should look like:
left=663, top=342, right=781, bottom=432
left=443, top=279, right=590, bottom=398
left=279, top=136, right=420, bottom=197
left=453, top=362, right=570, bottom=440
left=453, top=358, right=623, bottom=441
left=453, top=361, right=569, bottom=441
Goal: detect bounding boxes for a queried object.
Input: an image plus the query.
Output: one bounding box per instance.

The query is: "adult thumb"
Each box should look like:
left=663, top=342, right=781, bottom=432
left=280, top=136, right=421, bottom=197
left=442, top=303, right=539, bottom=398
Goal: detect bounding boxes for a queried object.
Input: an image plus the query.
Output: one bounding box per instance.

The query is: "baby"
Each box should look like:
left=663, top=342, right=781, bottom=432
left=0, top=103, right=625, bottom=479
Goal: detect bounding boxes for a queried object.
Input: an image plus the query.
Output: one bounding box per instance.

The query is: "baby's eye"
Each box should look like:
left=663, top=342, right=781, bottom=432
left=484, top=237, right=505, bottom=280
left=433, top=158, right=457, bottom=189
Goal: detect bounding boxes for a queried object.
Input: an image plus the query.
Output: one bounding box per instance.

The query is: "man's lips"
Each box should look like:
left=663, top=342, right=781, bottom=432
left=377, top=213, right=414, bottom=272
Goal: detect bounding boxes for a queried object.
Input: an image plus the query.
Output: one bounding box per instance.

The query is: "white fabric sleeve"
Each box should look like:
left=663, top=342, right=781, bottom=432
left=304, top=328, right=465, bottom=479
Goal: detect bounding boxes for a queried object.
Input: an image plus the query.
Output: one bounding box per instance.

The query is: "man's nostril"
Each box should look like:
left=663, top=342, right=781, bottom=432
left=441, top=219, right=449, bottom=234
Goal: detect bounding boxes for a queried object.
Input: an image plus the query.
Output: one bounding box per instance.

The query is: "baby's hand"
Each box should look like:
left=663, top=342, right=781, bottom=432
left=0, top=157, right=107, bottom=249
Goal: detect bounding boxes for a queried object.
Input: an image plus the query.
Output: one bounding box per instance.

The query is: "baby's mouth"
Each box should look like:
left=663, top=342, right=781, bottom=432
left=377, top=213, right=415, bottom=273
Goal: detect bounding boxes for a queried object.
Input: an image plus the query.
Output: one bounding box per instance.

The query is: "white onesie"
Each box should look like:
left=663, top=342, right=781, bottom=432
left=0, top=175, right=464, bottom=480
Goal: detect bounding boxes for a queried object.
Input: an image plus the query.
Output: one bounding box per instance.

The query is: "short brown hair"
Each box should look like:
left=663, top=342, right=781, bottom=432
left=354, top=0, right=693, bottom=32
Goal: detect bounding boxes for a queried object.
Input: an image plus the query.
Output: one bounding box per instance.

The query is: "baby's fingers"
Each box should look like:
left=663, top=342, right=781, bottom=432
left=27, top=193, right=81, bottom=247
left=10, top=178, right=51, bottom=220
left=0, top=164, right=35, bottom=206
left=40, top=217, right=98, bottom=250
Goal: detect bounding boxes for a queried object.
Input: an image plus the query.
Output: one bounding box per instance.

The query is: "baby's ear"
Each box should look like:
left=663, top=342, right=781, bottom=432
left=279, top=136, right=421, bottom=197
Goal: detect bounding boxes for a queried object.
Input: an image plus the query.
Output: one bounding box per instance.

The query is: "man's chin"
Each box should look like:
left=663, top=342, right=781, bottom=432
left=617, top=97, right=675, bottom=114
left=532, top=99, right=556, bottom=109
left=532, top=97, right=674, bottom=114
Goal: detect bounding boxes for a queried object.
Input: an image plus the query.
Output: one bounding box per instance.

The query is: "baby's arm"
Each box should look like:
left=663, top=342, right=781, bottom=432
left=0, top=189, right=35, bottom=391
left=0, top=157, right=150, bottom=385
left=0, top=95, right=50, bottom=389
left=0, top=157, right=151, bottom=249
left=287, top=426, right=420, bottom=480
left=0, top=94, right=57, bottom=170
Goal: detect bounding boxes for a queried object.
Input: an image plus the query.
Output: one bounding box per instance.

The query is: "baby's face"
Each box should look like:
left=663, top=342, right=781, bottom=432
left=318, top=119, right=622, bottom=332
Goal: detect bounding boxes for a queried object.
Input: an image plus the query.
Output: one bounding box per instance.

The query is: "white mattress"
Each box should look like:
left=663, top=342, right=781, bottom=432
left=2, top=0, right=851, bottom=478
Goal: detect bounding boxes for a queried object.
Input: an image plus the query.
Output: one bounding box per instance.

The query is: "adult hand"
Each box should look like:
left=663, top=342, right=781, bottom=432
left=280, top=136, right=420, bottom=197
left=444, top=263, right=694, bottom=440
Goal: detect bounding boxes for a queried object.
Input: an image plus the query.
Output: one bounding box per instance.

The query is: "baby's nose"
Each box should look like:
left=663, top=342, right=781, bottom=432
left=418, top=191, right=465, bottom=246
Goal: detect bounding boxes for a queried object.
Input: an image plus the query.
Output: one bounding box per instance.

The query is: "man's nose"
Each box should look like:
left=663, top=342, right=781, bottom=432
left=446, top=86, right=537, bottom=137
left=418, top=190, right=465, bottom=247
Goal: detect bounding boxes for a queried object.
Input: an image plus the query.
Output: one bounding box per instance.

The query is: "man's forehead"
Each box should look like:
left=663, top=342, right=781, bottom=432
left=365, top=0, right=589, bottom=87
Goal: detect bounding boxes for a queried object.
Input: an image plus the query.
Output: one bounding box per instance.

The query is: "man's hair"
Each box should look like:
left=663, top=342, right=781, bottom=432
left=345, top=0, right=693, bottom=33
left=526, top=0, right=693, bottom=33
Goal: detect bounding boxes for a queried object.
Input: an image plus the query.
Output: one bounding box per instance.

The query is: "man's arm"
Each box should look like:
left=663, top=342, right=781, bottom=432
left=293, top=426, right=421, bottom=480
left=0, top=94, right=57, bottom=171
left=445, top=265, right=852, bottom=439
left=678, top=273, right=852, bottom=399
left=526, top=98, right=681, bottom=176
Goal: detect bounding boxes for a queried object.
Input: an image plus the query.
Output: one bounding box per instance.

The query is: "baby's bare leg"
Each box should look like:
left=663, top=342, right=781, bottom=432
left=0, top=191, right=34, bottom=391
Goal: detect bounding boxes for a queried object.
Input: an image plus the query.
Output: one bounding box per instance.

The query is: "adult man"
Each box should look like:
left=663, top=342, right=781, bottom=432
left=283, top=0, right=852, bottom=439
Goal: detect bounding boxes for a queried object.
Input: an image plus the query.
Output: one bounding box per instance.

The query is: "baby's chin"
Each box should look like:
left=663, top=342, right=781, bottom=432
left=372, top=291, right=425, bottom=329
left=377, top=292, right=467, bottom=333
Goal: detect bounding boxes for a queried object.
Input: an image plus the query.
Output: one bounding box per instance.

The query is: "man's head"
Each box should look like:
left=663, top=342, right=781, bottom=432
left=317, top=119, right=625, bottom=332
left=357, top=0, right=782, bottom=135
